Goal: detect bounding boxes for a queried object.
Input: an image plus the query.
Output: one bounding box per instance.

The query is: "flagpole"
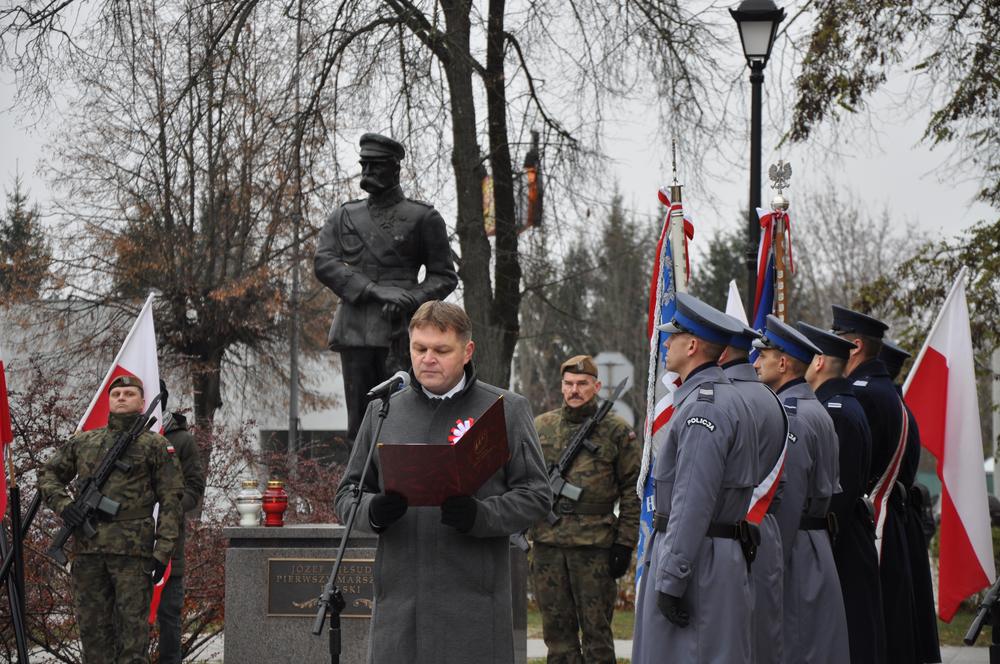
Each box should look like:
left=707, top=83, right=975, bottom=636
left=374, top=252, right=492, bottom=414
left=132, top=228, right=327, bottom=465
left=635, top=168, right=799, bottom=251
left=903, top=267, right=968, bottom=396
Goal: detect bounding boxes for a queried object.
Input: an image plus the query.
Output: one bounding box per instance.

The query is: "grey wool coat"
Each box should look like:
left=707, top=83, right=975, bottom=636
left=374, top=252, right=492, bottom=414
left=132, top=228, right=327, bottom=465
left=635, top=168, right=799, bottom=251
left=723, top=361, right=788, bottom=664
left=633, top=365, right=757, bottom=664
left=771, top=379, right=850, bottom=664
left=334, top=365, right=551, bottom=664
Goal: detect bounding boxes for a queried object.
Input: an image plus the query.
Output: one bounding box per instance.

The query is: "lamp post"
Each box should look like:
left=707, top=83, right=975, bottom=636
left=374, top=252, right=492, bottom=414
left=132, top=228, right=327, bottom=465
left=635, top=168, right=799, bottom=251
left=730, top=0, right=785, bottom=317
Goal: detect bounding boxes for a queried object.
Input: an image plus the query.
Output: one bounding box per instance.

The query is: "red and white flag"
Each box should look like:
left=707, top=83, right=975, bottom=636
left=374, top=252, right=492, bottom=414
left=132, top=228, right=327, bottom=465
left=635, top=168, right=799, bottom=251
left=904, top=267, right=994, bottom=621
left=0, top=342, right=13, bottom=518
left=78, top=293, right=163, bottom=433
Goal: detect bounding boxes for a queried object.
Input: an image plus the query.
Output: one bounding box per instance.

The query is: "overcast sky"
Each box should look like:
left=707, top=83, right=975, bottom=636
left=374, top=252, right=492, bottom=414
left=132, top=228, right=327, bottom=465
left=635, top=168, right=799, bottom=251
left=1, top=13, right=994, bottom=265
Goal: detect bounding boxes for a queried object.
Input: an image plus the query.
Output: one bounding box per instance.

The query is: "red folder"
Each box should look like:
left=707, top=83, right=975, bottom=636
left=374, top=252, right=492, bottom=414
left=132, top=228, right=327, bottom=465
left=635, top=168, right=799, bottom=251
left=377, top=397, right=509, bottom=506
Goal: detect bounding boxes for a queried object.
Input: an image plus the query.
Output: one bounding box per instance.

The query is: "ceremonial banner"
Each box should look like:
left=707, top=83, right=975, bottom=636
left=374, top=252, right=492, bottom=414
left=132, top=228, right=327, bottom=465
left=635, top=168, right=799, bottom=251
left=635, top=187, right=692, bottom=592
left=78, top=293, right=163, bottom=434
left=0, top=342, right=12, bottom=519
left=904, top=267, right=994, bottom=621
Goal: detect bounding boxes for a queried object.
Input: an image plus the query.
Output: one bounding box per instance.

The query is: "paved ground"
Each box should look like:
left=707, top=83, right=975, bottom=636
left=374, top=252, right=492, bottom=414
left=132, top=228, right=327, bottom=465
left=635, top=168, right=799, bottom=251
left=32, top=636, right=991, bottom=662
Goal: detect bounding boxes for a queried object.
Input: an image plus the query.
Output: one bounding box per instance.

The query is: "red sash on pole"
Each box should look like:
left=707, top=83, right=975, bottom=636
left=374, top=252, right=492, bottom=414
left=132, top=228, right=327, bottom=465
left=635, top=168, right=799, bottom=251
left=868, top=398, right=909, bottom=559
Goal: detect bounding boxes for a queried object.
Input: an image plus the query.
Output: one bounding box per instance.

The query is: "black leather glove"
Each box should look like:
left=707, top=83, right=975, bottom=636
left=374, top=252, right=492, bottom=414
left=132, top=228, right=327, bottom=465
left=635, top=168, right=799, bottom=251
left=369, top=492, right=408, bottom=530
left=441, top=495, right=478, bottom=533
left=657, top=592, right=690, bottom=627
left=609, top=544, right=632, bottom=579
left=60, top=503, right=86, bottom=529
left=151, top=559, right=168, bottom=585
left=369, top=286, right=418, bottom=311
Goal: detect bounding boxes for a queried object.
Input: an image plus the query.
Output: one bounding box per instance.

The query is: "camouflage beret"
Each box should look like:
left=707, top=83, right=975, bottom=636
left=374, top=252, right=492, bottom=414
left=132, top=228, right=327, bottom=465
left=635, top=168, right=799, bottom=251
left=560, top=355, right=598, bottom=378
left=359, top=133, right=405, bottom=161
left=108, top=375, right=144, bottom=393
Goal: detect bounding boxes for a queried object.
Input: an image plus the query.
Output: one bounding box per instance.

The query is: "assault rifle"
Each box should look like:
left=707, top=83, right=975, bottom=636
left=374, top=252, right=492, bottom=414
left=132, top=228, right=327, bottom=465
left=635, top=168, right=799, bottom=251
left=509, top=378, right=627, bottom=553
left=545, top=378, right=628, bottom=524
left=46, top=392, right=164, bottom=566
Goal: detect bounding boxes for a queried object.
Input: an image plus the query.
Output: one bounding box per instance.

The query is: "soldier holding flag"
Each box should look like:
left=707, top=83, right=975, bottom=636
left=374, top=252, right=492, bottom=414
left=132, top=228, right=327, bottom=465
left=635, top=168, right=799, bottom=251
left=39, top=375, right=183, bottom=664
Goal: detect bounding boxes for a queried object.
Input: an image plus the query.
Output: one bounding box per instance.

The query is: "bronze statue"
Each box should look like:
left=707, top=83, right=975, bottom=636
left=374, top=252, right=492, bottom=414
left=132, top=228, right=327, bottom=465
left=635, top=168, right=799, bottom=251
left=314, top=133, right=458, bottom=443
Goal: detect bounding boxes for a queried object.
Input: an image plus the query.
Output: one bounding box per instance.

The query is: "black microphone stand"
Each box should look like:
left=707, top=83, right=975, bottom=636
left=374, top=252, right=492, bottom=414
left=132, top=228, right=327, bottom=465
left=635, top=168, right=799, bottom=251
left=965, top=575, right=1000, bottom=662
left=312, top=394, right=392, bottom=663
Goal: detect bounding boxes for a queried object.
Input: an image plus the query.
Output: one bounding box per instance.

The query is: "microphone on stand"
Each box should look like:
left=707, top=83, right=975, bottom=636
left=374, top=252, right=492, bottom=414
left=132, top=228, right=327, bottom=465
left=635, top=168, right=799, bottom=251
left=366, top=371, right=410, bottom=399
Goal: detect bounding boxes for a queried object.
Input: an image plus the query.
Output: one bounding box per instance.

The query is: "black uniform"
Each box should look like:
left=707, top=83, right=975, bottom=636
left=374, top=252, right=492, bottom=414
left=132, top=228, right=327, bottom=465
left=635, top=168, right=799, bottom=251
left=897, top=389, right=942, bottom=663
left=848, top=358, right=918, bottom=663
left=314, top=185, right=458, bottom=441
left=815, top=377, right=886, bottom=664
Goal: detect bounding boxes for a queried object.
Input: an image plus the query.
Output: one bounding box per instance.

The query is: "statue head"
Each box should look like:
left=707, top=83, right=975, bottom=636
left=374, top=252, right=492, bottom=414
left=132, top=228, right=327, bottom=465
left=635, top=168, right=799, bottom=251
left=358, top=133, right=404, bottom=195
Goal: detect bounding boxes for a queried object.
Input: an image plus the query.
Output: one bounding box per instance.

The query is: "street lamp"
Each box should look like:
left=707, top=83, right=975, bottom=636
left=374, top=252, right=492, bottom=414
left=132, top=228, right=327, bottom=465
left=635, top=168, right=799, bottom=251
left=730, top=0, right=785, bottom=318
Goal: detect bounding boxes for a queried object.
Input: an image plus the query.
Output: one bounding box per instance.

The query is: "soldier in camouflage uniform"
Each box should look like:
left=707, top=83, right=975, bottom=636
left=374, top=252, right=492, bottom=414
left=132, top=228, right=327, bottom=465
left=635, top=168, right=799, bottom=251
left=156, top=380, right=206, bottom=664
left=529, top=355, right=641, bottom=664
left=39, top=375, right=183, bottom=664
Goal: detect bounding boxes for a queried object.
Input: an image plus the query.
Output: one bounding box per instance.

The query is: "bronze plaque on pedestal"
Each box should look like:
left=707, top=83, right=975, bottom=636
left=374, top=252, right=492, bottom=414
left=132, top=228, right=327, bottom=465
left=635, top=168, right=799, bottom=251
left=267, top=558, right=375, bottom=618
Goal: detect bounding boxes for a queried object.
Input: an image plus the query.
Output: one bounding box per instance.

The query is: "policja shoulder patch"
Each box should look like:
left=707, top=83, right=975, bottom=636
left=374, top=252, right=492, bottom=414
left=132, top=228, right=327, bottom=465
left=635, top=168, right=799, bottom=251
left=686, top=416, right=716, bottom=432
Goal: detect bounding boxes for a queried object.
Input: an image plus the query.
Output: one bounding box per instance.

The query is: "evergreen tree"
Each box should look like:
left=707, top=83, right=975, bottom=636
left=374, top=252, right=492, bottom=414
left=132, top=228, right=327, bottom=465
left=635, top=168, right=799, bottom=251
left=0, top=176, right=50, bottom=304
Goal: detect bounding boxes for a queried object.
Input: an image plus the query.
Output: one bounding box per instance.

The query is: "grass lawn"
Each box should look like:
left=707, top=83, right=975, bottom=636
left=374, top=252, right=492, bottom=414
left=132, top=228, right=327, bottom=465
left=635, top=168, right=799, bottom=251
left=527, top=607, right=635, bottom=640
left=939, top=606, right=979, bottom=647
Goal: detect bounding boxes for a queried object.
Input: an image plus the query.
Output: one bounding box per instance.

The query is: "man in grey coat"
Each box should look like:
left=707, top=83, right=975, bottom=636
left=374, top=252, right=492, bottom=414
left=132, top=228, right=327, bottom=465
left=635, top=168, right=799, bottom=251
left=720, top=323, right=787, bottom=664
left=335, top=300, right=550, bottom=664
left=753, top=315, right=849, bottom=664
left=633, top=293, right=757, bottom=664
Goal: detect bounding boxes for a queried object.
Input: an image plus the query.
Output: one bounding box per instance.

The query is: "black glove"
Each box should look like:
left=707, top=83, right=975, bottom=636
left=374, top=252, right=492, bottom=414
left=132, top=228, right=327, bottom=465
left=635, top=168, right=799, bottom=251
left=369, top=492, right=408, bottom=530
left=441, top=495, right=478, bottom=533
left=657, top=592, right=690, bottom=627
left=151, top=559, right=168, bottom=585
left=609, top=544, right=632, bottom=579
left=60, top=503, right=86, bottom=529
left=369, top=285, right=418, bottom=311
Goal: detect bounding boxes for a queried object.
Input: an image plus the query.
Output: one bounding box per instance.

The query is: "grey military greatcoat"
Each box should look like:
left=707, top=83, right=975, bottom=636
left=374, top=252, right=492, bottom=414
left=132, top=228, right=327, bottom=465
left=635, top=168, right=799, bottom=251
left=633, top=365, right=757, bottom=664
left=335, top=366, right=550, bottom=664
left=724, top=361, right=787, bottom=664
left=771, top=379, right=849, bottom=664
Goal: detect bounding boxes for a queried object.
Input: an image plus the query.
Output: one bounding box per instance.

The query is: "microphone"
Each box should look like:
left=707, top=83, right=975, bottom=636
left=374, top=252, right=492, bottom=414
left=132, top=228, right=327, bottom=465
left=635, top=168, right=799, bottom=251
left=366, top=371, right=410, bottom=399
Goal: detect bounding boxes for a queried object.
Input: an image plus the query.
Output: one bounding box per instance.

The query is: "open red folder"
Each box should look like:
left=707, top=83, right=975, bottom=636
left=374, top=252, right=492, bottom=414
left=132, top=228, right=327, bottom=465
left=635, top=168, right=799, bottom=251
left=377, top=397, right=509, bottom=506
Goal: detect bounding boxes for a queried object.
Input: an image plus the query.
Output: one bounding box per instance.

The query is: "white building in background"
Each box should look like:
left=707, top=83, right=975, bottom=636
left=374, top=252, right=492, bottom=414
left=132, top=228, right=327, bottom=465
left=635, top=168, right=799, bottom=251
left=1, top=299, right=351, bottom=466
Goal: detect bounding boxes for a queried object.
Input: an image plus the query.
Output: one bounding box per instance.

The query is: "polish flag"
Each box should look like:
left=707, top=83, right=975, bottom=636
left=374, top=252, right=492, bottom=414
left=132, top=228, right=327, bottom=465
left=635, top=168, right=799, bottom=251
left=78, top=293, right=163, bottom=433
left=0, top=343, right=13, bottom=518
left=903, top=267, right=994, bottom=621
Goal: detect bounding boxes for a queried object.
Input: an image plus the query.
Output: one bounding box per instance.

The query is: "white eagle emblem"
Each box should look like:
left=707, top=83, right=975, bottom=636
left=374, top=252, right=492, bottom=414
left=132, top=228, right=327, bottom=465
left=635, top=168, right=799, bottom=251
left=448, top=418, right=475, bottom=443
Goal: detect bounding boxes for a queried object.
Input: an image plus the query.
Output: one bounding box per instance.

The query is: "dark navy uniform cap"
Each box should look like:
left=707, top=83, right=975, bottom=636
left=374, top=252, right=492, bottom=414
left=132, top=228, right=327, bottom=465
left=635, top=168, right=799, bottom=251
left=795, top=322, right=855, bottom=360
left=880, top=339, right=912, bottom=381
left=657, top=292, right=743, bottom=346
left=830, top=304, right=889, bottom=339
left=752, top=314, right=822, bottom=364
left=359, top=133, right=405, bottom=161
left=727, top=318, right=762, bottom=351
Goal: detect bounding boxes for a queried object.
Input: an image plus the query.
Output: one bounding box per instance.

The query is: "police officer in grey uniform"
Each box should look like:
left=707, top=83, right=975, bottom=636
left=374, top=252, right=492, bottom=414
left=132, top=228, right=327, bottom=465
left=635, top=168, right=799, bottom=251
left=314, top=133, right=458, bottom=443
left=633, top=293, right=757, bottom=664
left=753, top=316, right=849, bottom=664
left=798, top=323, right=885, bottom=664
left=720, top=322, right=787, bottom=664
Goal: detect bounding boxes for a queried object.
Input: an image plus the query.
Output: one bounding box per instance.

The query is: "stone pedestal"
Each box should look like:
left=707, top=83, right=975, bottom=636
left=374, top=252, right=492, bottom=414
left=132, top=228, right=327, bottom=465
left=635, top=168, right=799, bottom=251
left=224, top=524, right=527, bottom=664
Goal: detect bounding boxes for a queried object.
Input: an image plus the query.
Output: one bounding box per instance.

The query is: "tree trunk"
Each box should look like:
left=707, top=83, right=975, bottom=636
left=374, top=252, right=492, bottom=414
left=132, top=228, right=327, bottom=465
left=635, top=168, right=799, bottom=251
left=483, top=0, right=520, bottom=386
left=438, top=1, right=502, bottom=383
left=192, top=349, right=224, bottom=471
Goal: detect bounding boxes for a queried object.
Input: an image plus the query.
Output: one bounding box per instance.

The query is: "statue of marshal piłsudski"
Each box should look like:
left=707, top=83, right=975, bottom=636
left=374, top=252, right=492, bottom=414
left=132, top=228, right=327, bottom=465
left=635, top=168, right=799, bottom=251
left=314, top=133, right=458, bottom=443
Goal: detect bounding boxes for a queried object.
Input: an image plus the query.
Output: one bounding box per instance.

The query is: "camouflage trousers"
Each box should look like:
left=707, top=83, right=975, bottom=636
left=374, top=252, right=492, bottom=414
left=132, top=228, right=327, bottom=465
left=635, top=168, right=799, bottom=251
left=530, top=543, right=616, bottom=664
left=72, top=553, right=153, bottom=664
